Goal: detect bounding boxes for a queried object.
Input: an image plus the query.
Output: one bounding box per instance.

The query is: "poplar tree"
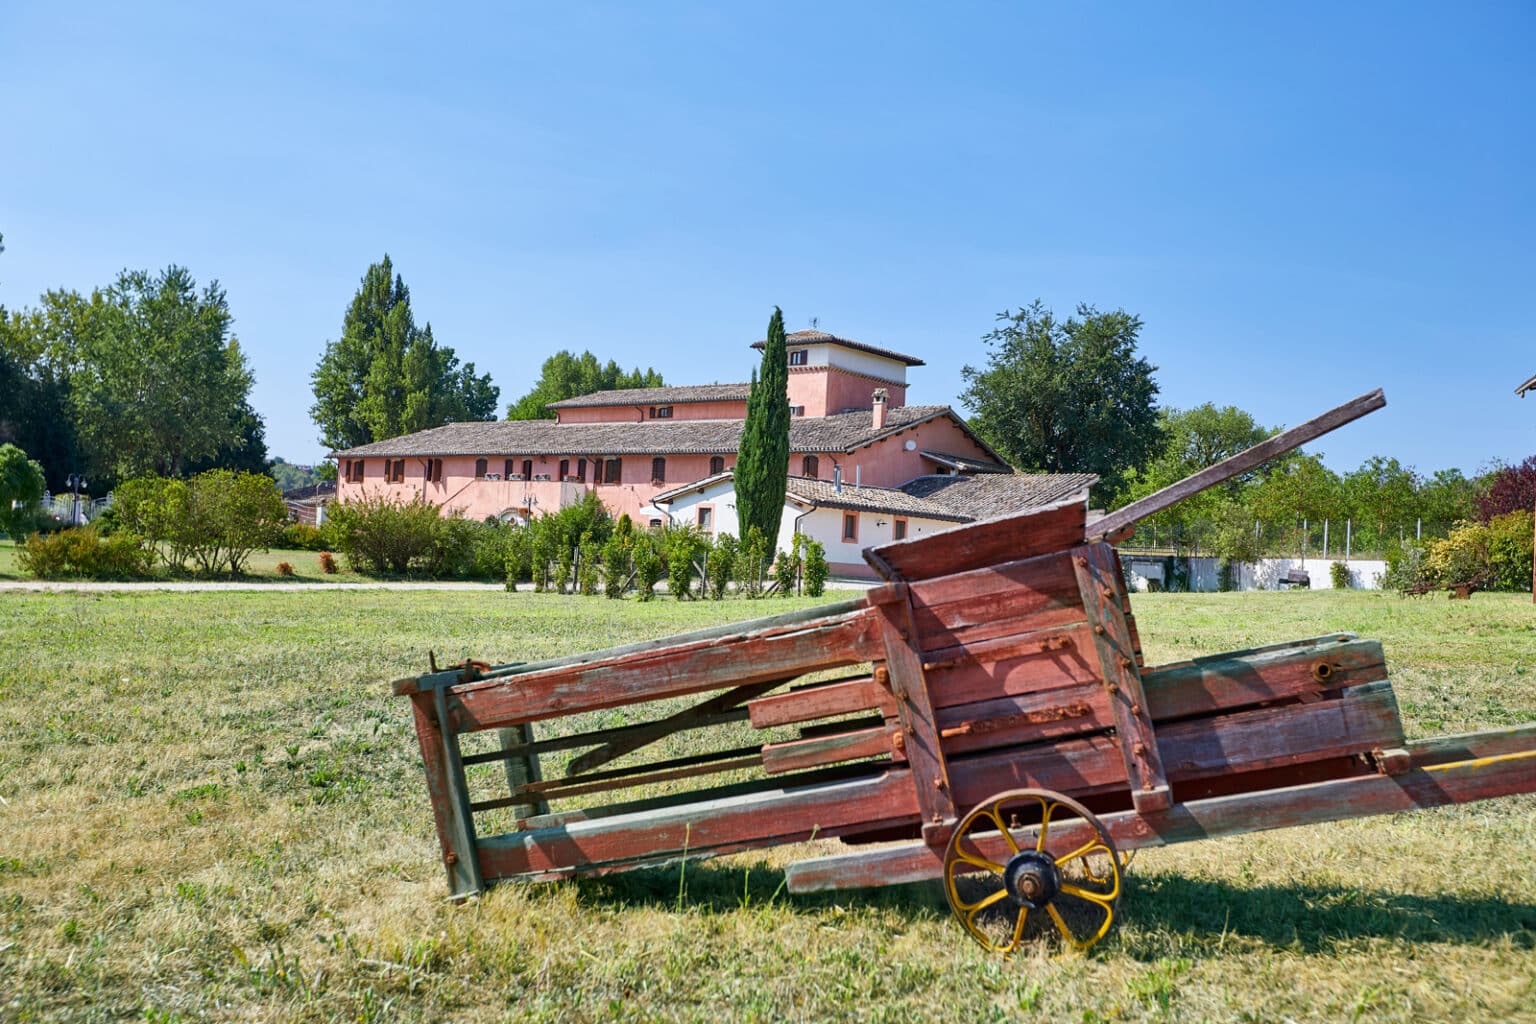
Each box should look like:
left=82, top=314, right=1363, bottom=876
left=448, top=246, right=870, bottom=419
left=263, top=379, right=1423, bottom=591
left=735, top=307, right=791, bottom=547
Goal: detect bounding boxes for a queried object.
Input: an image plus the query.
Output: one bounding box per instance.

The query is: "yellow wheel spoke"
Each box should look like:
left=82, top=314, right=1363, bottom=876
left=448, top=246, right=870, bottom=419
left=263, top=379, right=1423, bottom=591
left=1036, top=799, right=1057, bottom=852
left=953, top=847, right=1005, bottom=875
left=1005, top=906, right=1029, bottom=953
left=1055, top=838, right=1109, bottom=867
left=962, top=886, right=1011, bottom=918
left=1060, top=881, right=1119, bottom=907
left=1045, top=902, right=1080, bottom=947
left=985, top=807, right=1021, bottom=854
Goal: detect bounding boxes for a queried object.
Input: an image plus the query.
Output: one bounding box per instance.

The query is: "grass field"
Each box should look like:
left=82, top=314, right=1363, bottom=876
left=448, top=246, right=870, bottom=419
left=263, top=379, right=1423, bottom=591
left=1, top=588, right=1534, bottom=1023
left=0, top=542, right=388, bottom=584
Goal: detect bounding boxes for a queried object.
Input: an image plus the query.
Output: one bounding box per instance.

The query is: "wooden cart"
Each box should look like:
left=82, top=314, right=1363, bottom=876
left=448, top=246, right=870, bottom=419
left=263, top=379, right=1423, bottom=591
left=392, top=390, right=1536, bottom=952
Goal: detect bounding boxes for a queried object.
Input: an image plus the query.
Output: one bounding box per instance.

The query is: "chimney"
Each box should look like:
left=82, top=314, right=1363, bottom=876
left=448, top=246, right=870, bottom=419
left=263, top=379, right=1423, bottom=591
left=871, top=388, right=888, bottom=429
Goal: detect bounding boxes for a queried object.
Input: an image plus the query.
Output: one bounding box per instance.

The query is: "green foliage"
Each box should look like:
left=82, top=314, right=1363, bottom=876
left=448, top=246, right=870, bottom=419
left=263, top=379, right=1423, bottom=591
left=283, top=522, right=327, bottom=551
left=802, top=538, right=829, bottom=597
left=1251, top=453, right=1344, bottom=556
left=602, top=532, right=630, bottom=598
left=577, top=533, right=601, bottom=596
left=269, top=458, right=324, bottom=493
left=19, top=526, right=153, bottom=579
left=1423, top=511, right=1534, bottom=592
left=772, top=540, right=802, bottom=597
left=1476, top=455, right=1536, bottom=522
left=310, top=255, right=498, bottom=450
left=323, top=495, right=443, bottom=575
left=1330, top=561, right=1353, bottom=590
left=961, top=300, right=1160, bottom=501
left=706, top=532, right=736, bottom=600
left=733, top=526, right=769, bottom=599
left=1382, top=541, right=1431, bottom=594
left=5, top=268, right=262, bottom=481
left=553, top=542, right=574, bottom=594
left=530, top=527, right=555, bottom=592
left=662, top=525, right=706, bottom=600
left=114, top=471, right=286, bottom=574
left=632, top=535, right=662, bottom=601
left=1485, top=510, right=1535, bottom=591
left=0, top=443, right=46, bottom=539
left=735, top=308, right=791, bottom=549
left=505, top=350, right=664, bottom=420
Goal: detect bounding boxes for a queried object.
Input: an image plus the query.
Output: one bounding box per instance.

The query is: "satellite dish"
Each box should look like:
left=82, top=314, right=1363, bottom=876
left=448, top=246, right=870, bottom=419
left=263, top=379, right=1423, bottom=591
left=904, top=440, right=917, bottom=451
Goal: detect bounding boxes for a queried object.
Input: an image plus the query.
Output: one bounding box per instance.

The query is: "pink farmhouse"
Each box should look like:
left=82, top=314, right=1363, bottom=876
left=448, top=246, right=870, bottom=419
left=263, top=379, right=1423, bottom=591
left=330, top=331, right=1095, bottom=577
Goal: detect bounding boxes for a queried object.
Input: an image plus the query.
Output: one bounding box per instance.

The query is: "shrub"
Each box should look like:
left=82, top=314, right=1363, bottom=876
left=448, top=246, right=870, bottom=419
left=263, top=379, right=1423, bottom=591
left=632, top=537, right=662, bottom=601
left=116, top=471, right=287, bottom=575
left=319, top=551, right=338, bottom=574
left=1381, top=541, right=1431, bottom=595
left=662, top=525, right=706, bottom=601
left=19, top=527, right=154, bottom=580
left=323, top=495, right=440, bottom=575
left=706, top=533, right=736, bottom=600
left=1423, top=511, right=1534, bottom=593
left=0, top=444, right=46, bottom=541
left=602, top=534, right=629, bottom=598
left=276, top=561, right=295, bottom=576
left=802, top=538, right=829, bottom=597
left=734, top=526, right=768, bottom=598
left=1485, top=509, right=1534, bottom=591
left=772, top=543, right=801, bottom=597
left=1329, top=561, right=1352, bottom=590
left=577, top=533, right=601, bottom=596
left=284, top=522, right=327, bottom=551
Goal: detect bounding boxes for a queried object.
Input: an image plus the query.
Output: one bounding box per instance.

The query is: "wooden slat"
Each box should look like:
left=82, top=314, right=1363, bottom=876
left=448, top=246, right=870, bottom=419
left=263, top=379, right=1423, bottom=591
left=761, top=726, right=896, bottom=774
left=923, top=624, right=1099, bottom=708
left=785, top=738, right=1536, bottom=893
left=870, top=584, right=956, bottom=838
left=936, top=685, right=1110, bottom=756
left=445, top=606, right=881, bottom=729
left=567, top=680, right=783, bottom=775
left=1090, top=390, right=1386, bottom=541
left=865, top=500, right=1087, bottom=583
left=476, top=767, right=920, bottom=881
left=747, top=677, right=897, bottom=728
left=906, top=550, right=1086, bottom=653
left=478, top=753, right=766, bottom=808
left=1407, top=722, right=1536, bottom=767
left=1142, top=637, right=1386, bottom=721
left=1073, top=543, right=1171, bottom=812
left=408, top=693, right=473, bottom=896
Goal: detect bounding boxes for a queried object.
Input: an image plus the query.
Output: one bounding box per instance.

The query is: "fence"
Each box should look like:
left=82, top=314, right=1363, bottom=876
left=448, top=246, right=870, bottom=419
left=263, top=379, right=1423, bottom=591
left=1121, top=518, right=1456, bottom=563
left=40, top=491, right=113, bottom=526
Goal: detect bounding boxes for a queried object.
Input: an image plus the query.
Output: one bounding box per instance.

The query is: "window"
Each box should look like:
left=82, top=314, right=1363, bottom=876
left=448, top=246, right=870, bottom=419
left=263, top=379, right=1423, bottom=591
left=789, top=349, right=808, bottom=366
left=559, top=459, right=570, bottom=480
left=576, top=458, right=587, bottom=482
left=648, top=518, right=663, bottom=530
left=504, top=458, right=515, bottom=479
left=522, top=460, right=533, bottom=481
left=433, top=458, right=443, bottom=482
left=654, top=406, right=673, bottom=419
left=893, top=518, right=908, bottom=541
left=697, top=506, right=713, bottom=532
left=842, top=512, right=858, bottom=543
left=651, top=457, right=666, bottom=483
left=604, top=458, right=623, bottom=483
left=802, top=455, right=819, bottom=478
left=474, top=458, right=488, bottom=479
left=789, top=405, right=805, bottom=417
left=389, top=459, right=405, bottom=483
left=709, top=456, right=724, bottom=475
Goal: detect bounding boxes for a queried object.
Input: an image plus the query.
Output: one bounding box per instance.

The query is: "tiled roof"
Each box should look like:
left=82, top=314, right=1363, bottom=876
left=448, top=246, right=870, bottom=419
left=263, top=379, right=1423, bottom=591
left=919, top=449, right=1011, bottom=474
left=784, top=477, right=971, bottom=522
left=751, top=330, right=925, bottom=367
left=330, top=405, right=960, bottom=459
left=899, top=473, right=1098, bottom=521
left=547, top=382, right=752, bottom=409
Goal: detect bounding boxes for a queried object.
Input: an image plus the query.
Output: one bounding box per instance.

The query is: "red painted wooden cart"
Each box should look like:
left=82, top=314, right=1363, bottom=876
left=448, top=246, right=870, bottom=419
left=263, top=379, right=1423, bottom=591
left=393, top=390, right=1536, bottom=953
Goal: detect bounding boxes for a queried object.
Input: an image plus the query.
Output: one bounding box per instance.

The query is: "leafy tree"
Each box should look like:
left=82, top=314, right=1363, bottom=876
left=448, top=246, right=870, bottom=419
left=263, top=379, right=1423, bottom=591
left=0, top=443, right=46, bottom=540
left=961, top=301, right=1161, bottom=501
left=735, top=308, right=791, bottom=546
left=1475, top=455, right=1536, bottom=522
left=268, top=458, right=323, bottom=493
left=1252, top=453, right=1344, bottom=556
left=310, top=256, right=498, bottom=450
left=506, top=350, right=664, bottom=420
left=1343, top=455, right=1421, bottom=545
left=1418, top=468, right=1479, bottom=527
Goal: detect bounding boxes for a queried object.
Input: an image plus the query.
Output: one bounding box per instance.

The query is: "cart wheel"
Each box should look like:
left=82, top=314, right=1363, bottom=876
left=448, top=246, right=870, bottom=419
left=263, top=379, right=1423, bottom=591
left=943, top=789, right=1121, bottom=955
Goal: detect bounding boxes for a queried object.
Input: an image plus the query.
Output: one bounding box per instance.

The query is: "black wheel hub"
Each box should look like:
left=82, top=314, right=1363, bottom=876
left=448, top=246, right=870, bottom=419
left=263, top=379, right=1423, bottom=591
left=1003, top=850, right=1060, bottom=909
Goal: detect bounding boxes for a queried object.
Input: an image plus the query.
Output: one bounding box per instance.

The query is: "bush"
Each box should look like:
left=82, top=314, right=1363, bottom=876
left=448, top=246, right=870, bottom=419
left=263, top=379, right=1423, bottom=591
left=1486, top=509, right=1534, bottom=591
left=319, top=551, right=338, bottom=574
left=1329, top=561, right=1352, bottom=590
left=662, top=525, right=706, bottom=601
left=19, top=527, right=154, bottom=580
left=276, top=561, right=295, bottom=576
left=602, top=534, right=629, bottom=598
left=577, top=533, right=601, bottom=595
left=284, top=522, right=327, bottom=551
left=1423, top=510, right=1534, bottom=592
left=802, top=538, right=829, bottom=597
left=323, top=495, right=441, bottom=575
left=773, top=543, right=801, bottom=597
left=734, top=526, right=768, bottom=598
left=632, top=537, right=662, bottom=601
left=706, top=533, right=736, bottom=600
left=116, top=471, right=287, bottom=574
left=1382, top=541, right=1431, bottom=595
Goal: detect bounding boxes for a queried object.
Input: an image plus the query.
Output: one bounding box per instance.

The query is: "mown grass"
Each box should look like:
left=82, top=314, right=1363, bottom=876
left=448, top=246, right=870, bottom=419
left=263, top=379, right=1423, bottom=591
left=0, top=543, right=395, bottom=584
left=1, top=589, right=1533, bottom=1023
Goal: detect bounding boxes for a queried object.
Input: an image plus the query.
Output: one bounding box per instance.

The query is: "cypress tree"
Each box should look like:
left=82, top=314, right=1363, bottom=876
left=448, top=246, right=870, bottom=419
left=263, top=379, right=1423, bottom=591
left=736, top=307, right=791, bottom=547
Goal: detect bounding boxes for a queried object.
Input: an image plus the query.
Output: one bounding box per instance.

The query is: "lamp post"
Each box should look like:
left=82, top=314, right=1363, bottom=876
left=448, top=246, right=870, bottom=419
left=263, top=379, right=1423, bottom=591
left=66, top=473, right=88, bottom=526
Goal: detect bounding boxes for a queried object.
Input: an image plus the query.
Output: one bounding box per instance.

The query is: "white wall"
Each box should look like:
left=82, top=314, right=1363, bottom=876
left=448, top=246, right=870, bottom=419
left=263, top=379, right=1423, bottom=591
left=800, top=343, right=908, bottom=385
left=1123, top=555, right=1389, bottom=592
left=659, top=481, right=799, bottom=555
left=798, top=507, right=958, bottom=573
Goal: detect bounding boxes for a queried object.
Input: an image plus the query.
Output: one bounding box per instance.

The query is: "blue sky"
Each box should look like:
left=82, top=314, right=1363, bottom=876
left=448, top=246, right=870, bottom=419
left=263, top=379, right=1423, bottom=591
left=2, top=2, right=1531, bottom=474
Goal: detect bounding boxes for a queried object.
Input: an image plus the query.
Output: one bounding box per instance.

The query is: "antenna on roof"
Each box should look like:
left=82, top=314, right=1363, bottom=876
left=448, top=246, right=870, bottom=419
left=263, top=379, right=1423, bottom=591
left=808, top=316, right=819, bottom=331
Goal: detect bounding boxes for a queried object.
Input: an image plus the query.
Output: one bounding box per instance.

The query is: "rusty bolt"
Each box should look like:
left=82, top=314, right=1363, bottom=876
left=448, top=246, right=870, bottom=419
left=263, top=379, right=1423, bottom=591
left=1094, top=625, right=1106, bottom=636
left=1121, top=657, right=1135, bottom=671
left=445, top=852, right=459, bottom=866
left=933, top=776, right=945, bottom=790
left=1131, top=703, right=1142, bottom=717
left=1106, top=682, right=1119, bottom=694
left=1075, top=556, right=1088, bottom=567
left=1132, top=742, right=1147, bottom=756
